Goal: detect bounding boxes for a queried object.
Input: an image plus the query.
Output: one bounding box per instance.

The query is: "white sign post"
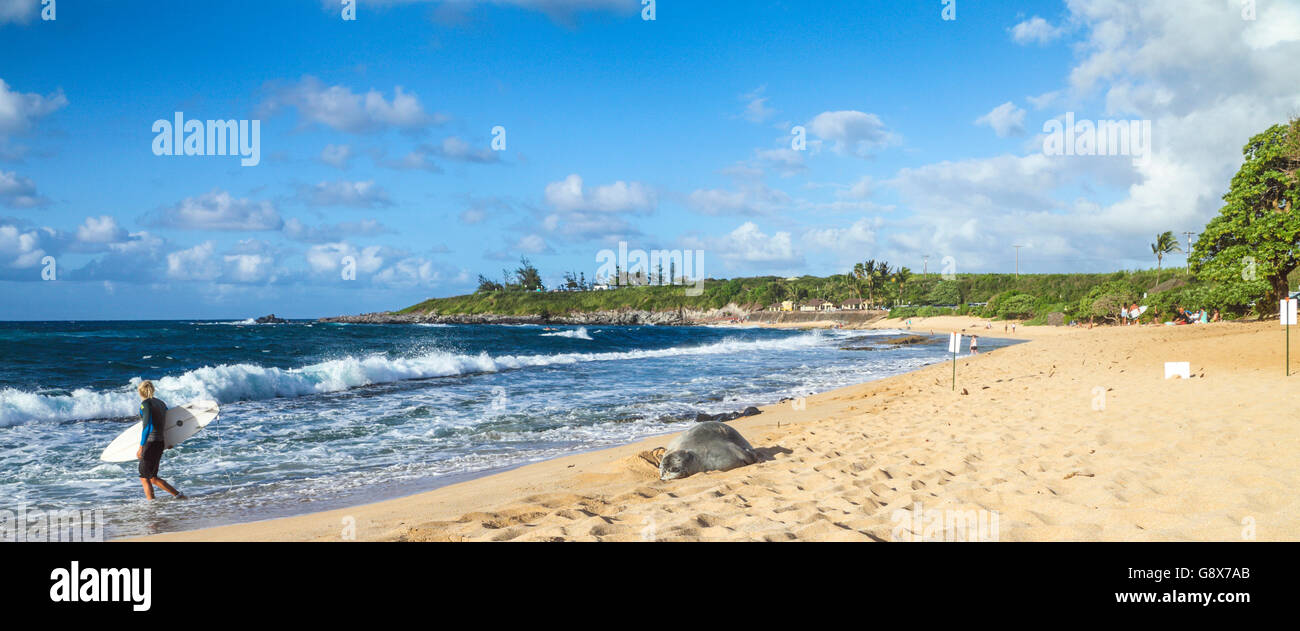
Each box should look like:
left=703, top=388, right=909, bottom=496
left=1282, top=299, right=1297, bottom=375
left=948, top=333, right=961, bottom=390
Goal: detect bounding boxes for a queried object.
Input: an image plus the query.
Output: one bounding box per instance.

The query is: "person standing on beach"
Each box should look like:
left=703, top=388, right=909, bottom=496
left=969, top=335, right=979, bottom=355
left=135, top=381, right=185, bottom=500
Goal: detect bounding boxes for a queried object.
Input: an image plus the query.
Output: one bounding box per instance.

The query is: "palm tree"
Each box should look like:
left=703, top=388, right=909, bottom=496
left=853, top=260, right=872, bottom=300
left=1151, top=231, right=1181, bottom=285
left=894, top=266, right=912, bottom=306
left=869, top=260, right=890, bottom=307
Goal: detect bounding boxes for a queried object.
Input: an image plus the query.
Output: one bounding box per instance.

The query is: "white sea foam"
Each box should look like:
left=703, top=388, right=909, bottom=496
left=540, top=327, right=593, bottom=340
left=0, top=331, right=831, bottom=426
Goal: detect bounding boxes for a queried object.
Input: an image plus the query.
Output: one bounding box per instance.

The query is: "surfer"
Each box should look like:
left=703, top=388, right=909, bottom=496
left=135, top=381, right=185, bottom=500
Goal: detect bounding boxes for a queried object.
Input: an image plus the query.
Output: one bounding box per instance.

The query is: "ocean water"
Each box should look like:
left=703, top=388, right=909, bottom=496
left=0, top=320, right=1019, bottom=538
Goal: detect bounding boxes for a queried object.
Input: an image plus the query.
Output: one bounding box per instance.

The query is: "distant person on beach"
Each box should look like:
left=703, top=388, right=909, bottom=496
left=135, top=381, right=185, bottom=500
left=969, top=335, right=979, bottom=355
left=1212, top=309, right=1221, bottom=322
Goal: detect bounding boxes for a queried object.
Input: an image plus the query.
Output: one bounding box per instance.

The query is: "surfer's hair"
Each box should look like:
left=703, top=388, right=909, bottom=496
left=137, top=381, right=155, bottom=399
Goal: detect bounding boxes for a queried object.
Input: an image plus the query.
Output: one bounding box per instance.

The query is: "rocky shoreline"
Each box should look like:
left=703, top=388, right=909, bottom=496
left=318, top=306, right=892, bottom=327
left=317, top=306, right=751, bottom=326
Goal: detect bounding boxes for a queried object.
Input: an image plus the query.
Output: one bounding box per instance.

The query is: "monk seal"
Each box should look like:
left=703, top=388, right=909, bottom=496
left=653, top=421, right=758, bottom=480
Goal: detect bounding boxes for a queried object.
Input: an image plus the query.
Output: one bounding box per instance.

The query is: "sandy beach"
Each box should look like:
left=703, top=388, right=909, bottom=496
left=135, top=319, right=1300, bottom=542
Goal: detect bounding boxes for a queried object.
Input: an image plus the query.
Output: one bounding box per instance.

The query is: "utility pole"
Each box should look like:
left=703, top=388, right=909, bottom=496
left=1182, top=232, right=1196, bottom=273
left=1012, top=245, right=1025, bottom=277
left=922, top=255, right=930, bottom=277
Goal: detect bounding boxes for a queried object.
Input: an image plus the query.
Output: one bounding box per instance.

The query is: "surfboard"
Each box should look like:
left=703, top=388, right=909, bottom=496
left=99, top=400, right=220, bottom=462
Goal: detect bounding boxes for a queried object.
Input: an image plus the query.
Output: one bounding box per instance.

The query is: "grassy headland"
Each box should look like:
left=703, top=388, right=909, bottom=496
left=396, top=267, right=1283, bottom=325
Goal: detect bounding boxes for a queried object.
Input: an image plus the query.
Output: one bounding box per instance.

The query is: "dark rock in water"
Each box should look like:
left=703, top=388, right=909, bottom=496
left=695, top=406, right=764, bottom=423
left=838, top=334, right=932, bottom=351
left=255, top=314, right=288, bottom=324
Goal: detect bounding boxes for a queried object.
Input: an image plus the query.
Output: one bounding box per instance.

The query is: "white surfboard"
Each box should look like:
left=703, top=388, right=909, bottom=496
left=99, top=400, right=220, bottom=462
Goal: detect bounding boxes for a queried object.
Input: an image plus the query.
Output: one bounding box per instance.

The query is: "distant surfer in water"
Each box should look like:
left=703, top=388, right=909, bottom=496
left=135, top=381, right=185, bottom=500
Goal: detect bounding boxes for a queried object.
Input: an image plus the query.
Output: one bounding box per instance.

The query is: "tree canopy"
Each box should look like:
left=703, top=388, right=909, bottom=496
left=1192, top=118, right=1300, bottom=312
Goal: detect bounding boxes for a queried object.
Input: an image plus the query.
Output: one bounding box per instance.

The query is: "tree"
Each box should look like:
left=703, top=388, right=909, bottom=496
left=1150, top=231, right=1182, bottom=285
left=475, top=274, right=503, bottom=293
left=927, top=280, right=962, bottom=306
left=1192, top=118, right=1300, bottom=313
left=894, top=266, right=912, bottom=305
left=514, top=257, right=544, bottom=292
left=669, top=260, right=676, bottom=286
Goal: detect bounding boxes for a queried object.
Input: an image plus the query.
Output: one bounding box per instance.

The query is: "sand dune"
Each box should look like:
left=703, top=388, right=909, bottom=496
left=136, top=320, right=1300, bottom=542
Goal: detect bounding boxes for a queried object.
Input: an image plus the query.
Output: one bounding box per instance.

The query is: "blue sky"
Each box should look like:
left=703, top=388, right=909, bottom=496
left=2, top=0, right=1298, bottom=319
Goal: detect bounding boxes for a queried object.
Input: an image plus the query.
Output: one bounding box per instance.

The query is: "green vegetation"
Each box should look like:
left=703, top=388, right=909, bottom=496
left=402, top=118, right=1300, bottom=325
left=1191, top=118, right=1300, bottom=310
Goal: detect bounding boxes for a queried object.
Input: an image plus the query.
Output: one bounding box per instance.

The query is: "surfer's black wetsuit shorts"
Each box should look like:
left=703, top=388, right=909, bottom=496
left=138, top=441, right=164, bottom=478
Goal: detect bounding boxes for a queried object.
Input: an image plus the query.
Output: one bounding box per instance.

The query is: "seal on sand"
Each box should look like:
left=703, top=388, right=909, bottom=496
left=654, top=421, right=758, bottom=480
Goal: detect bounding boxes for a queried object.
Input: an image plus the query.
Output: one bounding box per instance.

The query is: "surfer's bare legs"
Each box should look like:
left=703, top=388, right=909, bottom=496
left=149, top=477, right=183, bottom=498
left=140, top=477, right=156, bottom=500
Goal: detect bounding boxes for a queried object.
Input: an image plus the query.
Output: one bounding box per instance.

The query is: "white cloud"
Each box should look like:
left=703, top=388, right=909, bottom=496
left=837, top=176, right=873, bottom=200
left=282, top=217, right=390, bottom=243
left=0, top=78, right=67, bottom=135
left=431, top=136, right=499, bottom=163
left=164, top=240, right=280, bottom=283
left=514, top=233, right=553, bottom=254
left=154, top=190, right=283, bottom=231
left=0, top=169, right=45, bottom=208
left=1009, top=16, right=1065, bottom=45
left=75, top=216, right=129, bottom=244
left=808, top=110, right=897, bottom=157
left=298, top=180, right=394, bottom=208
left=0, top=221, right=51, bottom=270
left=801, top=218, right=877, bottom=261
left=166, top=242, right=222, bottom=281
left=320, top=144, right=353, bottom=168
left=975, top=101, right=1027, bottom=137
left=261, top=76, right=439, bottom=133
left=740, top=86, right=776, bottom=124
left=753, top=147, right=806, bottom=175
left=865, top=0, right=1300, bottom=272
left=686, top=180, right=792, bottom=216
left=544, top=174, right=655, bottom=213
left=306, top=241, right=390, bottom=276
left=684, top=222, right=802, bottom=271
left=0, top=0, right=37, bottom=24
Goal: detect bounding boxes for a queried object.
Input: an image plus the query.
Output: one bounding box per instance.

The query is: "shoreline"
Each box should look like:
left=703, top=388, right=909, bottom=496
left=133, top=318, right=1299, bottom=541
left=124, top=324, right=941, bottom=541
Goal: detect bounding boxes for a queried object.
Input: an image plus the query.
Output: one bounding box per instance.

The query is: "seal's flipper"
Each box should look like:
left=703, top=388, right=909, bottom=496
left=640, top=447, right=666, bottom=468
